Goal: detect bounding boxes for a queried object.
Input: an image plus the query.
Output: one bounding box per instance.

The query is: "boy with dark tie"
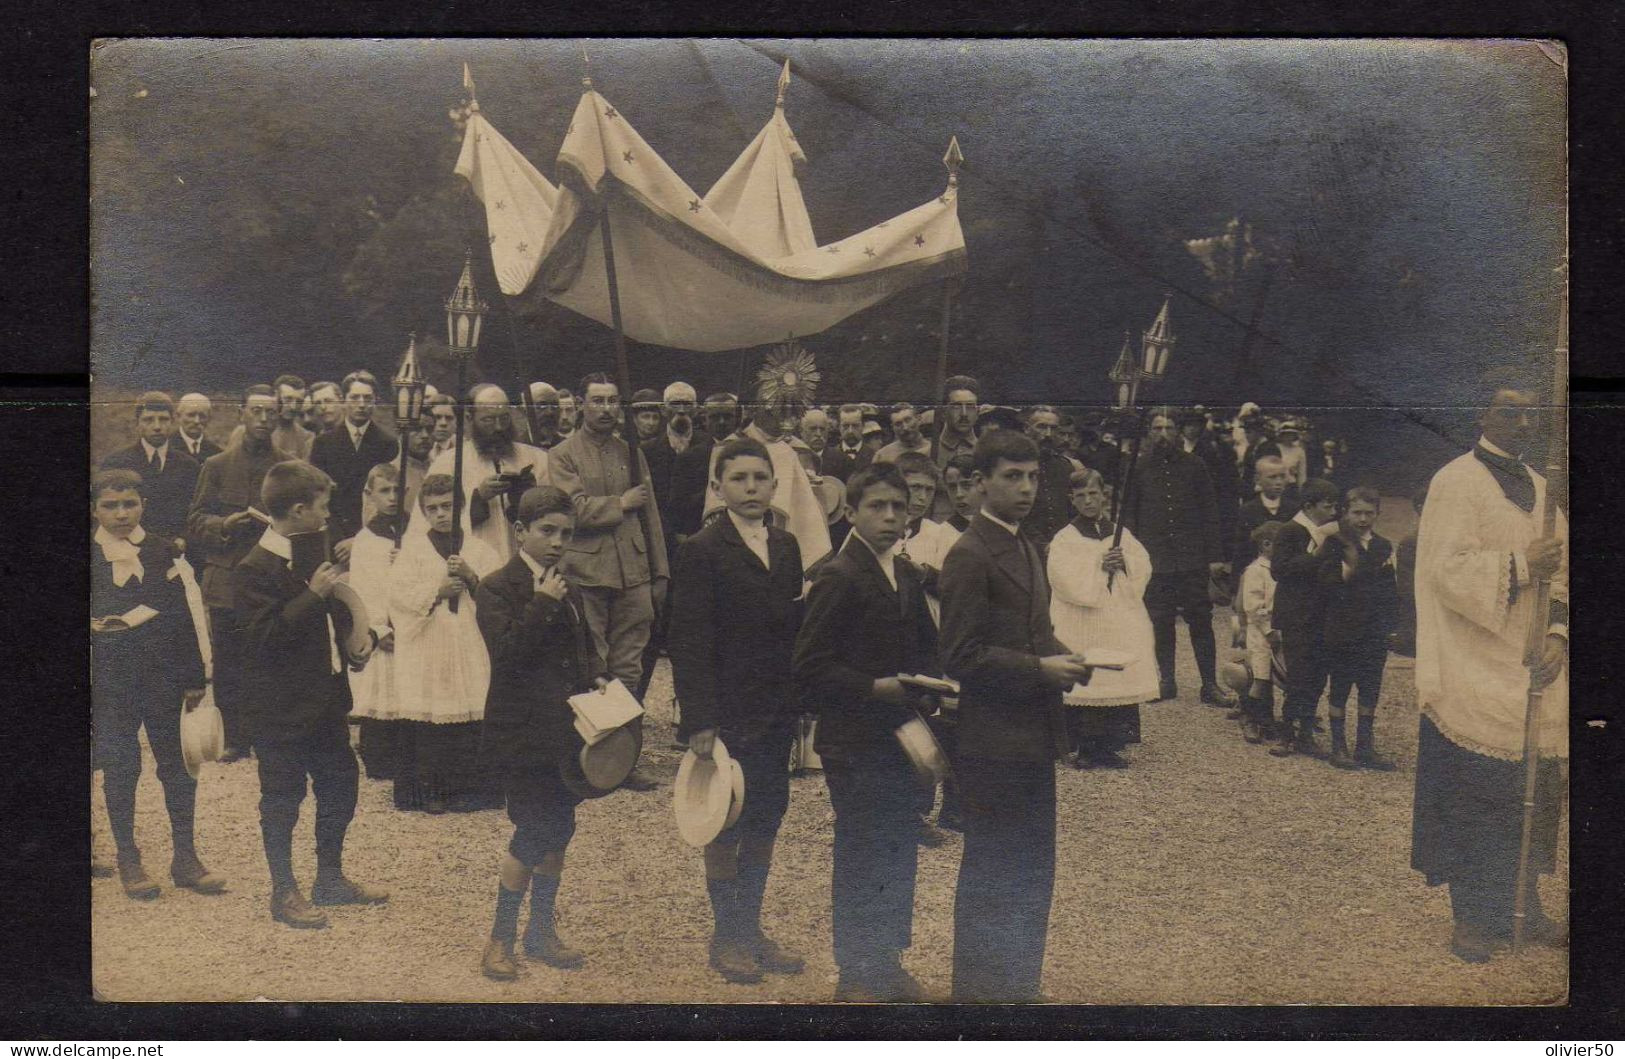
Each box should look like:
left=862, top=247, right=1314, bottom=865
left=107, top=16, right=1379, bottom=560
left=670, top=438, right=806, bottom=985
left=474, top=486, right=608, bottom=980
left=92, top=469, right=224, bottom=900
left=794, top=463, right=942, bottom=1001
left=938, top=430, right=1092, bottom=1003
left=232, top=460, right=387, bottom=929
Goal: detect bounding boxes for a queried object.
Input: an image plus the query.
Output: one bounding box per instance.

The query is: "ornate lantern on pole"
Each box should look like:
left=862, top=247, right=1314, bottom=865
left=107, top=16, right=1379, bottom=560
left=444, top=251, right=487, bottom=558
left=391, top=332, right=426, bottom=546
left=1106, top=294, right=1177, bottom=586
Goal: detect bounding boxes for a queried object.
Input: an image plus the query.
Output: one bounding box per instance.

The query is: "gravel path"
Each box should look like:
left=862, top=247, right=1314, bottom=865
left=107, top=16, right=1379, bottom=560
left=92, top=620, right=1566, bottom=1005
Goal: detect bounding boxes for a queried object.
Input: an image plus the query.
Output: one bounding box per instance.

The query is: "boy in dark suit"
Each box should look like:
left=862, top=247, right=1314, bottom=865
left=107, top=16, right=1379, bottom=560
left=1322, top=487, right=1400, bottom=770
left=939, top=430, right=1093, bottom=1003
left=92, top=469, right=224, bottom=900
left=794, top=463, right=943, bottom=1002
left=670, top=438, right=806, bottom=985
left=1268, top=477, right=1344, bottom=759
left=98, top=391, right=200, bottom=547
left=232, top=460, right=387, bottom=929
left=474, top=486, right=609, bottom=980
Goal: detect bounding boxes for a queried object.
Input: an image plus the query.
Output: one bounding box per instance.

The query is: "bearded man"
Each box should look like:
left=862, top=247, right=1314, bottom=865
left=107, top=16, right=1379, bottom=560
left=425, top=384, right=552, bottom=563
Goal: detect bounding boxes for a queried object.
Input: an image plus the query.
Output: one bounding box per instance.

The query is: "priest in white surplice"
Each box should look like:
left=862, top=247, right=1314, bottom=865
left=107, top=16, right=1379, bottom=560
left=1410, top=377, right=1568, bottom=963
left=425, top=384, right=551, bottom=564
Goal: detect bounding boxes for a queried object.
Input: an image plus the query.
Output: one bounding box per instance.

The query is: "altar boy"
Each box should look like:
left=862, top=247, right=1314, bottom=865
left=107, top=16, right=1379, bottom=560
left=794, top=463, right=942, bottom=1002
left=232, top=460, right=387, bottom=929
left=670, top=438, right=806, bottom=985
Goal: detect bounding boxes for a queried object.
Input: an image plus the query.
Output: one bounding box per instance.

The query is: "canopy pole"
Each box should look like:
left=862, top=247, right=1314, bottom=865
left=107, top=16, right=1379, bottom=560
left=446, top=356, right=467, bottom=613
left=934, top=278, right=955, bottom=407
left=502, top=299, right=542, bottom=446
left=1512, top=273, right=1568, bottom=952
left=597, top=204, right=660, bottom=570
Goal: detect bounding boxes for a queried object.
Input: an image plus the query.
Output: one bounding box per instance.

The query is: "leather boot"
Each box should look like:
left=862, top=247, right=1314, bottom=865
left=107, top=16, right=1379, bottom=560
left=271, top=886, right=328, bottom=929
left=1327, top=717, right=1357, bottom=770
left=312, top=875, right=390, bottom=906
left=1199, top=682, right=1238, bottom=708
left=522, top=919, right=586, bottom=969
left=1355, top=715, right=1397, bottom=771
left=481, top=937, right=520, bottom=980
left=171, top=848, right=227, bottom=893
left=117, top=854, right=160, bottom=900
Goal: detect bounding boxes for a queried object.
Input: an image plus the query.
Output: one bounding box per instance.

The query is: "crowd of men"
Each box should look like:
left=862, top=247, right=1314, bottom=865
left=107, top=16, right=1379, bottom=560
left=91, top=363, right=1566, bottom=998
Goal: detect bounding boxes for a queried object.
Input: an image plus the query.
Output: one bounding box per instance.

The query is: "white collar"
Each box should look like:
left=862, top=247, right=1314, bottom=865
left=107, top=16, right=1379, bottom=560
left=181, top=433, right=203, bottom=452
left=259, top=527, right=294, bottom=563
left=140, top=438, right=168, bottom=460
left=727, top=509, right=767, bottom=540
left=1477, top=435, right=1518, bottom=460
left=95, top=524, right=146, bottom=550
left=346, top=419, right=370, bottom=444
left=1251, top=555, right=1272, bottom=571
left=980, top=510, right=1021, bottom=536
left=849, top=529, right=899, bottom=585
left=840, top=439, right=864, bottom=453
left=518, top=548, right=548, bottom=582
left=667, top=425, right=691, bottom=452
left=95, top=525, right=147, bottom=585
left=1259, top=493, right=1283, bottom=512
left=1293, top=509, right=1332, bottom=545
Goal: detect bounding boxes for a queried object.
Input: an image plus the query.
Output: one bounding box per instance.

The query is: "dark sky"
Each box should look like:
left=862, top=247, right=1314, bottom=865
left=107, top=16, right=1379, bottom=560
left=90, top=38, right=1565, bottom=481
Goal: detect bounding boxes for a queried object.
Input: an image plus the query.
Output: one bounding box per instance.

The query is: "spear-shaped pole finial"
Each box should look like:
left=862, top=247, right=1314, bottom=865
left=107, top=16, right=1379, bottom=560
left=462, top=62, right=479, bottom=112
left=775, top=58, right=792, bottom=108
left=580, top=41, right=593, bottom=89
left=944, top=135, right=964, bottom=189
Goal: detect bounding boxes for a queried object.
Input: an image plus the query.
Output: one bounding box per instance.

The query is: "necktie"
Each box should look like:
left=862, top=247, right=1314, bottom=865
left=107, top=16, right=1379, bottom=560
left=1473, top=445, right=1535, bottom=513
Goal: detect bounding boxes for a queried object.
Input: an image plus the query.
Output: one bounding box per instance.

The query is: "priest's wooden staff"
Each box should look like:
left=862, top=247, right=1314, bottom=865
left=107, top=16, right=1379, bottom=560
left=1106, top=295, right=1175, bottom=589
left=390, top=332, right=427, bottom=547
left=443, top=251, right=488, bottom=612
left=1512, top=278, right=1569, bottom=952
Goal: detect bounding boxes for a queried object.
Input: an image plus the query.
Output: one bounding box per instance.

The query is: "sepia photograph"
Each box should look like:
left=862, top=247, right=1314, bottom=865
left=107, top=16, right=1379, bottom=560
left=87, top=37, right=1568, bottom=1007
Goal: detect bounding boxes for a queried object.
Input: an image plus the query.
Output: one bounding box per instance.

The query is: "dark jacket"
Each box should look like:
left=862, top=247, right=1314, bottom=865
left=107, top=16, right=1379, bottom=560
left=642, top=434, right=712, bottom=554
left=99, top=443, right=199, bottom=544
left=1189, top=436, right=1240, bottom=550
left=475, top=554, right=607, bottom=771
left=1232, top=489, right=1300, bottom=571
left=1271, top=516, right=1342, bottom=641
left=186, top=439, right=292, bottom=609
left=938, top=514, right=1069, bottom=763
left=1321, top=532, right=1399, bottom=649
left=820, top=442, right=873, bottom=482
left=793, top=537, right=941, bottom=764
left=1024, top=449, right=1081, bottom=552
left=176, top=435, right=224, bottom=464
left=229, top=542, right=351, bottom=741
left=1125, top=445, right=1221, bottom=575
left=669, top=515, right=804, bottom=744
left=308, top=420, right=398, bottom=544
left=91, top=532, right=205, bottom=696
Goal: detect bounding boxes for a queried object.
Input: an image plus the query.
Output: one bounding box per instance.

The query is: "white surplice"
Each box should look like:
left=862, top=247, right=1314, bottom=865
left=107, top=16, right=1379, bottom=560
left=1047, top=522, right=1161, bottom=707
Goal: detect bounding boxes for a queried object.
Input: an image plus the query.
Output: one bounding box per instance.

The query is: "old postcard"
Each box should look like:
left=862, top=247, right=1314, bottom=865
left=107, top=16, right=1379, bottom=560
left=88, top=37, right=1567, bottom=1005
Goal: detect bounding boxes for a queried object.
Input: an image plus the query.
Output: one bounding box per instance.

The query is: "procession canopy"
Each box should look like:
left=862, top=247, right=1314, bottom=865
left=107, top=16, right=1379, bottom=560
left=455, top=78, right=966, bottom=352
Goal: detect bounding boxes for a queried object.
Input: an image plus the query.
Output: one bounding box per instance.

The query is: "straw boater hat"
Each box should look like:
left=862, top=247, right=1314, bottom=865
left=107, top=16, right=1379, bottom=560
left=724, top=758, right=746, bottom=830
left=674, top=738, right=737, bottom=847
left=894, top=714, right=950, bottom=788
left=814, top=475, right=846, bottom=523
left=180, top=690, right=226, bottom=779
left=329, top=581, right=375, bottom=666
left=559, top=723, right=643, bottom=799
left=631, top=388, right=662, bottom=411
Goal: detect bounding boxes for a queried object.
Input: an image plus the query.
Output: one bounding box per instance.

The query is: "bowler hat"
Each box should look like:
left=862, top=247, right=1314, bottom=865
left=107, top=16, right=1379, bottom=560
left=895, top=715, right=950, bottom=789
left=631, top=389, right=662, bottom=410
left=1220, top=658, right=1253, bottom=695
left=723, top=758, right=746, bottom=829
